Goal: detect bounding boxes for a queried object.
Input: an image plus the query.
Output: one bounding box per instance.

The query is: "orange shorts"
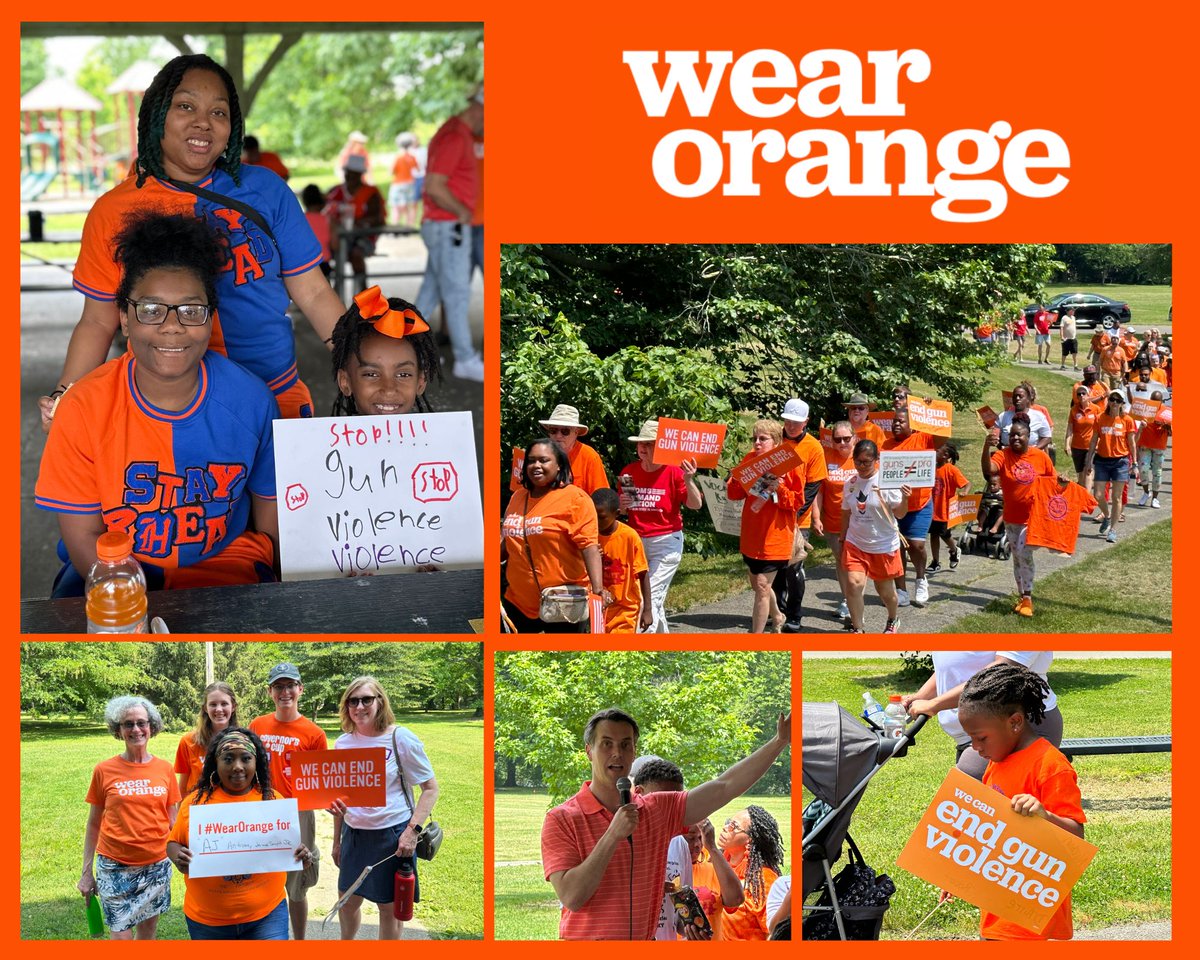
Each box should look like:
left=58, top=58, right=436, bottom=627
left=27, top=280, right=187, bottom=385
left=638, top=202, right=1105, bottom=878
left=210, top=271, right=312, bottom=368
left=275, top=379, right=315, bottom=419
left=842, top=540, right=903, bottom=581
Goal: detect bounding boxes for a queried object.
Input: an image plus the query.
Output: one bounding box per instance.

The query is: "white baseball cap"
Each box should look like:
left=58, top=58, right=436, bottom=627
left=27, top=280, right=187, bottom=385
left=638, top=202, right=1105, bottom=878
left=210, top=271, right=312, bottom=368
left=782, top=398, right=810, bottom=422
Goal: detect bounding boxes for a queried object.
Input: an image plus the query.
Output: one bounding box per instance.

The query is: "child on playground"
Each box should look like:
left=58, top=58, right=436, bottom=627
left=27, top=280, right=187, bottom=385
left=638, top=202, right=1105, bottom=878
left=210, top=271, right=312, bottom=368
left=329, top=285, right=442, bottom=417
left=35, top=212, right=280, bottom=595
left=927, top=442, right=969, bottom=573
left=957, top=662, right=1085, bottom=941
left=592, top=488, right=652, bottom=632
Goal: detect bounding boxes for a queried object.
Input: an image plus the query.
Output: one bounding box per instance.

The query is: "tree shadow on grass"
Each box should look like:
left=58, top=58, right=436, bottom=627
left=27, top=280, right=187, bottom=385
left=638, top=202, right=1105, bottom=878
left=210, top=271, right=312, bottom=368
left=20, top=718, right=106, bottom=742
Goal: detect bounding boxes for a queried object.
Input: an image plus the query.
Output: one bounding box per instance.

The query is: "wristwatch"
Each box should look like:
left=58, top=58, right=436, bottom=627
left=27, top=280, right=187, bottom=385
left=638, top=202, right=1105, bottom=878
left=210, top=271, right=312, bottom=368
left=410, top=823, right=423, bottom=834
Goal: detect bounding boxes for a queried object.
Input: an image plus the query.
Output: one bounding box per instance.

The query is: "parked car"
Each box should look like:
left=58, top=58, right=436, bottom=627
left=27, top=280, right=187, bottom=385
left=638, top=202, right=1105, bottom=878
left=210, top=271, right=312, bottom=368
left=1022, top=293, right=1132, bottom=329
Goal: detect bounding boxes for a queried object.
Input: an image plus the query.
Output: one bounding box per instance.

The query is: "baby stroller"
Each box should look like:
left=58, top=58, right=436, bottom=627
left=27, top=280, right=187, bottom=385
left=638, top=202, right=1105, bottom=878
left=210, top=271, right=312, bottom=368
left=957, top=490, right=1008, bottom=559
left=802, top=702, right=928, bottom=940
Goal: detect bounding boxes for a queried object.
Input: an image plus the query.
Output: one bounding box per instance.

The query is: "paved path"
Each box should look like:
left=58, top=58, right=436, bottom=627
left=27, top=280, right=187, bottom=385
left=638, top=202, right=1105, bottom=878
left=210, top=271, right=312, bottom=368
left=670, top=447, right=1171, bottom=634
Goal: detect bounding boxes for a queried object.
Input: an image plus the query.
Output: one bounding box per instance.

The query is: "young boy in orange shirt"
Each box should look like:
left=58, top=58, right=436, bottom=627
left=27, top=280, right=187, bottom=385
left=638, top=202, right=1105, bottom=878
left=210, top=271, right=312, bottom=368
left=593, top=488, right=652, bottom=632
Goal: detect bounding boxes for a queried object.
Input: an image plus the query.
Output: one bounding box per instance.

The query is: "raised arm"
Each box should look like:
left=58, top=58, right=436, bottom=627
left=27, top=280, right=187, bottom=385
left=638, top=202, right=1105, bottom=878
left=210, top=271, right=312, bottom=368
left=684, top=713, right=791, bottom=825
left=700, top=818, right=744, bottom=908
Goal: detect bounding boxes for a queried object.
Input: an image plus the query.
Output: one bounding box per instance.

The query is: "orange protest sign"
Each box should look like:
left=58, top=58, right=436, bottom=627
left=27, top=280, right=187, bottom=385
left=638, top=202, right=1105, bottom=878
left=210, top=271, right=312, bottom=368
left=291, top=748, right=387, bottom=810
left=511, top=447, right=525, bottom=484
left=896, top=767, right=1097, bottom=934
left=1154, top=405, right=1173, bottom=425
left=652, top=417, right=727, bottom=468
left=819, top=426, right=832, bottom=448
left=1128, top=397, right=1161, bottom=422
left=731, top=444, right=803, bottom=487
left=976, top=405, right=999, bottom=429
left=1002, top=390, right=1014, bottom=410
left=868, top=411, right=894, bottom=434
left=948, top=493, right=981, bottom=528
left=906, top=396, right=953, bottom=436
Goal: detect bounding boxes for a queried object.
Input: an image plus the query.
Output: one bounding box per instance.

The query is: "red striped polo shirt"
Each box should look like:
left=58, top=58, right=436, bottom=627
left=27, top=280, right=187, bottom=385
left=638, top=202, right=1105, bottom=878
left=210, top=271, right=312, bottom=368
left=541, top=781, right=688, bottom=940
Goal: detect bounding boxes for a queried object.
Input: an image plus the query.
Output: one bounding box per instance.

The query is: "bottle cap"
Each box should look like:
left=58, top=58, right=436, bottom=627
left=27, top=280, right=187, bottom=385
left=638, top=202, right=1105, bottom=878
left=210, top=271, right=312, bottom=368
left=889, top=694, right=903, bottom=702
left=96, top=530, right=134, bottom=562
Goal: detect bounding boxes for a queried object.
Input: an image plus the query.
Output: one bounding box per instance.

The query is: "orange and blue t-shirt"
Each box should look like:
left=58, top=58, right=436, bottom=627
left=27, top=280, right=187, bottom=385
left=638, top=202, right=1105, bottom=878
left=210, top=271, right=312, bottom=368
left=73, top=167, right=323, bottom=400
left=35, top=352, right=278, bottom=576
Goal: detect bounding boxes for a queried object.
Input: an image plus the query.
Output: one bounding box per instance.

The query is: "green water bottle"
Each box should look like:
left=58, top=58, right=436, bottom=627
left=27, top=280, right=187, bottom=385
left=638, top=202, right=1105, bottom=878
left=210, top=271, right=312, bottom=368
left=86, top=893, right=104, bottom=937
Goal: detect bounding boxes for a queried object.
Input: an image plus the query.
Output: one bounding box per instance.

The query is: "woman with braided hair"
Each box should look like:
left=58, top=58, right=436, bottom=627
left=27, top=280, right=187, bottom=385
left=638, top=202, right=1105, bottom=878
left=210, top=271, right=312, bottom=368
left=958, top=662, right=1085, bottom=941
left=696, top=804, right=784, bottom=939
left=40, top=53, right=347, bottom=431
left=167, top=727, right=313, bottom=939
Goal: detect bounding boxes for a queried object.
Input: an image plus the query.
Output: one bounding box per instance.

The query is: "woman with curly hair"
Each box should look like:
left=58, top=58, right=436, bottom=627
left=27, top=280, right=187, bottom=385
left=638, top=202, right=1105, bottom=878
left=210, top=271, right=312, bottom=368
left=167, top=727, right=313, bottom=940
left=39, top=53, right=346, bottom=430
left=79, top=696, right=180, bottom=940
left=694, top=805, right=784, bottom=940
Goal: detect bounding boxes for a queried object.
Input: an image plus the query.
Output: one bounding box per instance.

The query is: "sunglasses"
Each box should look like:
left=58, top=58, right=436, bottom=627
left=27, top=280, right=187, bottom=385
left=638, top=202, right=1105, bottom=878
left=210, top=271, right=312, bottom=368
left=545, top=426, right=575, bottom=435
left=347, top=695, right=378, bottom=708
left=832, top=435, right=853, bottom=443
left=121, top=719, right=150, bottom=730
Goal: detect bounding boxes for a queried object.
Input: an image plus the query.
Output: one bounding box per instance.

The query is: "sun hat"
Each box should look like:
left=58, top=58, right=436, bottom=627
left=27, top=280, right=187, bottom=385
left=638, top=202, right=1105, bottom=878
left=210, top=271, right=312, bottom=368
left=349, top=131, right=368, bottom=143
left=628, top=419, right=660, bottom=443
left=782, top=398, right=810, bottom=422
left=538, top=404, right=588, bottom=435
left=845, top=392, right=870, bottom=407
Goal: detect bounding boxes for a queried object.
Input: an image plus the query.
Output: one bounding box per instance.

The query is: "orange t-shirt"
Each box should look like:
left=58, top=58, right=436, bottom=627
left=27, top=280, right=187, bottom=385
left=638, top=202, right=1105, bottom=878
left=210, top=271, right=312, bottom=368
left=854, top=420, right=887, bottom=448
left=173, top=732, right=208, bottom=796
left=1099, top=343, right=1126, bottom=376
left=1149, top=368, right=1168, bottom=385
left=981, top=738, right=1085, bottom=940
left=820, top=449, right=857, bottom=520
left=1025, top=479, right=1098, bottom=555
left=990, top=448, right=1057, bottom=524
left=780, top=432, right=825, bottom=529
left=502, top=485, right=599, bottom=619
left=692, top=852, right=777, bottom=940
left=932, top=463, right=969, bottom=522
left=726, top=450, right=804, bottom=560
left=509, top=442, right=609, bottom=496
left=1089, top=331, right=1111, bottom=353
left=168, top=787, right=287, bottom=926
left=1068, top=407, right=1097, bottom=450
left=391, top=151, right=419, bottom=185
left=598, top=520, right=649, bottom=632
left=1093, top=413, right=1136, bottom=458
left=1137, top=421, right=1170, bottom=451
left=882, top=431, right=938, bottom=510
left=248, top=714, right=328, bottom=798
left=86, top=755, right=181, bottom=865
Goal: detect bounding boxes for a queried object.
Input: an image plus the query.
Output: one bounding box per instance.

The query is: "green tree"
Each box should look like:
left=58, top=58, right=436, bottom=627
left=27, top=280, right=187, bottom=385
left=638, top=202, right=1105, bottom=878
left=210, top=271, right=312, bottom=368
left=20, top=643, right=143, bottom=716
left=75, top=37, right=159, bottom=131
left=494, top=651, right=789, bottom=804
left=21, top=38, right=47, bottom=94
left=427, top=642, right=483, bottom=713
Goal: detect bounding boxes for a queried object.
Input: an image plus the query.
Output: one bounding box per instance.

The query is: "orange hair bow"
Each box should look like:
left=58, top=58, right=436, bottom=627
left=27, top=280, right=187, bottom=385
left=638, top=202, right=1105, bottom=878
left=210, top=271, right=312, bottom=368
left=353, top=286, right=430, bottom=339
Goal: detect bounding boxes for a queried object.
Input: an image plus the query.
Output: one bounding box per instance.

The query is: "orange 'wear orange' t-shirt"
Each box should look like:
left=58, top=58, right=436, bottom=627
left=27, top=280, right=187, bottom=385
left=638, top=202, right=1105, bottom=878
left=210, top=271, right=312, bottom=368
left=781, top=432, right=826, bottom=529
left=509, top=442, right=609, bottom=496
left=932, top=463, right=969, bottom=523
left=883, top=430, right=939, bottom=511
left=168, top=786, right=287, bottom=926
left=981, top=738, right=1085, bottom=940
left=501, top=485, right=599, bottom=619
left=1068, top=407, right=1098, bottom=451
left=990, top=448, right=1057, bottom=525
left=726, top=450, right=804, bottom=560
left=692, top=851, right=778, bottom=940
left=86, top=755, right=181, bottom=865
left=1093, top=413, right=1137, bottom=458
left=248, top=714, right=328, bottom=798
left=819, top=449, right=858, bottom=521
left=597, top=520, right=648, bottom=632
left=1025, top=478, right=1098, bottom=555
left=173, top=732, right=208, bottom=796
left=1137, top=420, right=1170, bottom=451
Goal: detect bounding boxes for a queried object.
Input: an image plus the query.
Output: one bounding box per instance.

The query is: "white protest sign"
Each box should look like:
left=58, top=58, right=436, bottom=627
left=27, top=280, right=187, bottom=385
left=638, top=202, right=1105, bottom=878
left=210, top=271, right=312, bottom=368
left=696, top=475, right=742, bottom=537
left=188, top=798, right=301, bottom=878
left=273, top=412, right=483, bottom=580
left=879, top=450, right=936, bottom=489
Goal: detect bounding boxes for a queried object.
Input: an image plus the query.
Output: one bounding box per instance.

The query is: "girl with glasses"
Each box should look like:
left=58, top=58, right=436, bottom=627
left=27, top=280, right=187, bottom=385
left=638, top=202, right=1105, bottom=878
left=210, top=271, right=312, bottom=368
left=80, top=696, right=179, bottom=939
left=35, top=212, right=281, bottom=597
left=329, top=677, right=440, bottom=939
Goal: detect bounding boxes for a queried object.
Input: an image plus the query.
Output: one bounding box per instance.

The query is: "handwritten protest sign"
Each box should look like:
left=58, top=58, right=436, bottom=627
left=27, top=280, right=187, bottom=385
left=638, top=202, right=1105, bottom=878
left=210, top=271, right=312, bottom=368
left=897, top=768, right=1097, bottom=934
left=273, top=412, right=483, bottom=580
left=1154, top=405, right=1173, bottom=425
left=511, top=447, right=524, bottom=485
left=1128, top=397, right=1161, bottom=422
left=948, top=493, right=981, bottom=528
left=653, top=418, right=727, bottom=468
left=976, top=405, right=999, bottom=429
left=189, top=798, right=301, bottom=878
left=730, top=445, right=803, bottom=488
left=696, top=476, right=743, bottom=537
left=869, top=411, right=894, bottom=434
left=292, top=748, right=386, bottom=811
left=879, top=450, right=936, bottom=489
left=907, top=397, right=954, bottom=436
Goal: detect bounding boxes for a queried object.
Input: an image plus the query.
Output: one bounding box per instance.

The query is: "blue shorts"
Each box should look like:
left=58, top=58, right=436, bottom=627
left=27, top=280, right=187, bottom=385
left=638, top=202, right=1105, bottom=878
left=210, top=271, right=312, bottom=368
left=898, top=498, right=933, bottom=540
left=1093, top=455, right=1130, bottom=483
left=1035, top=332, right=1051, bottom=345
left=338, top=821, right=419, bottom=905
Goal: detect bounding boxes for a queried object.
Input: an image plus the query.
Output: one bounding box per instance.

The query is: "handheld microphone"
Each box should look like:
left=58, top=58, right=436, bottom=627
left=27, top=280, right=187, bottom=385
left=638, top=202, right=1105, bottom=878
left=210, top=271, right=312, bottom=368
left=616, top=777, right=633, bottom=847
left=615, top=776, right=634, bottom=938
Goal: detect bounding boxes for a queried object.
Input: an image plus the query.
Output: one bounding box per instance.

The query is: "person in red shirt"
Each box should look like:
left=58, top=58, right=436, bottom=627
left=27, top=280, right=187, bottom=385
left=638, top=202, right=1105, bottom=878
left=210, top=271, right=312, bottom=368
left=958, top=663, right=1085, bottom=941
left=1085, top=392, right=1139, bottom=543
left=1135, top=391, right=1170, bottom=509
left=726, top=420, right=805, bottom=633
left=981, top=418, right=1063, bottom=617
left=1011, top=311, right=1028, bottom=362
left=927, top=443, right=969, bottom=573
left=324, top=154, right=385, bottom=294
left=242, top=135, right=289, bottom=180
left=1032, top=304, right=1053, bottom=364
left=540, top=708, right=791, bottom=941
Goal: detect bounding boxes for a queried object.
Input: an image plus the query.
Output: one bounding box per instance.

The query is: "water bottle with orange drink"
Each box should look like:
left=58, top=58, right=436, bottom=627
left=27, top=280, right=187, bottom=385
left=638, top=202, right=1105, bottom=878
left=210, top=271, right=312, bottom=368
left=85, top=531, right=148, bottom=633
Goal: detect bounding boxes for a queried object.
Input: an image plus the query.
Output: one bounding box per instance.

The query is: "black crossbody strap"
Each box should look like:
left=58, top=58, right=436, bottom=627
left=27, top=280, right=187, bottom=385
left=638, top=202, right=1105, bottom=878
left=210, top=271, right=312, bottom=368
left=162, top=176, right=278, bottom=246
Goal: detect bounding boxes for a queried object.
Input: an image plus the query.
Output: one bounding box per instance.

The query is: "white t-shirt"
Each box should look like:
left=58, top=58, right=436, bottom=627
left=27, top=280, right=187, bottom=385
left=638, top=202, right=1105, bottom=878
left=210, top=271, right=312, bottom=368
left=842, top=472, right=903, bottom=554
left=1060, top=316, right=1077, bottom=340
left=335, top=726, right=435, bottom=829
left=766, top=873, right=792, bottom=930
left=932, top=651, right=1057, bottom=743
left=997, top=408, right=1052, bottom=445
left=654, top=835, right=693, bottom=940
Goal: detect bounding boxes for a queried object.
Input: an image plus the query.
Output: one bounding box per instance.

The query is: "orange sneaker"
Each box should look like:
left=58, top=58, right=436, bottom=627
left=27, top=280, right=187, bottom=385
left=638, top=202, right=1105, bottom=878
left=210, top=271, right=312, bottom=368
left=1013, top=596, right=1034, bottom=617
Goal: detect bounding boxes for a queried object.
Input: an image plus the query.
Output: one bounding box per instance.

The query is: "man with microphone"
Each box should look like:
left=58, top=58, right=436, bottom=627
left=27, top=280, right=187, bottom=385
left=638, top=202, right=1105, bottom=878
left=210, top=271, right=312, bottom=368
left=540, top=707, right=791, bottom=939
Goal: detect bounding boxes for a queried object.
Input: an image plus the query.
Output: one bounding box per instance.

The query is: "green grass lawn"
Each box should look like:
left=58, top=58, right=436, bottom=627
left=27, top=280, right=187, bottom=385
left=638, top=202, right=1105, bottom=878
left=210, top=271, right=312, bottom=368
left=944, top=519, right=1171, bottom=633
left=20, top=710, right=483, bottom=940
left=1044, top=283, right=1172, bottom=326
left=801, top=657, right=1172, bottom=939
left=493, top=787, right=792, bottom=940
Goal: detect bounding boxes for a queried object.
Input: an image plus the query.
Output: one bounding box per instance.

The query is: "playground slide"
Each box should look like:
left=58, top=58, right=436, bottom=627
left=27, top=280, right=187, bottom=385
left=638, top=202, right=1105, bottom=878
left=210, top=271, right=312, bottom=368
left=21, top=169, right=56, bottom=201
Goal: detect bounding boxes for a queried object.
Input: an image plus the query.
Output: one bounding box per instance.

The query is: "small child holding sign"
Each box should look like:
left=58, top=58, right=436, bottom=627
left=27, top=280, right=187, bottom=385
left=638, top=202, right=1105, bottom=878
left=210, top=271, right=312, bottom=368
left=330, top=286, right=442, bottom=416
left=958, top=663, right=1085, bottom=940
left=592, top=488, right=652, bottom=632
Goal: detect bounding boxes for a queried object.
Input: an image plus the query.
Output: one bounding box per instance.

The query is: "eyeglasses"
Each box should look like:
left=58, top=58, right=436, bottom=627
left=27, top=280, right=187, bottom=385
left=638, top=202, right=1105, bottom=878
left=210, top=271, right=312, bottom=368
left=724, top=818, right=748, bottom=834
left=347, top=695, right=378, bottom=708
left=271, top=681, right=299, bottom=692
left=121, top=719, right=150, bottom=730
left=127, top=300, right=212, bottom=326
